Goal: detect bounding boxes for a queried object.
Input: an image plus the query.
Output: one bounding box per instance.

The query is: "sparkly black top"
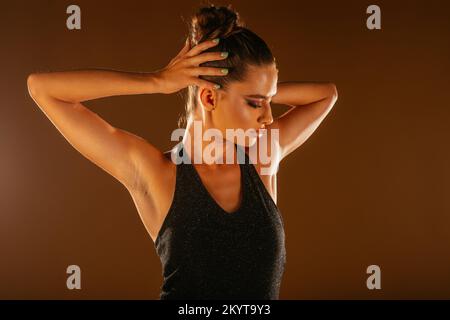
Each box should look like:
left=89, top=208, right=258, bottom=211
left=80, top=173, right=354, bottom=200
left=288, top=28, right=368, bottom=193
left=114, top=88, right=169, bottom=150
left=154, top=143, right=286, bottom=300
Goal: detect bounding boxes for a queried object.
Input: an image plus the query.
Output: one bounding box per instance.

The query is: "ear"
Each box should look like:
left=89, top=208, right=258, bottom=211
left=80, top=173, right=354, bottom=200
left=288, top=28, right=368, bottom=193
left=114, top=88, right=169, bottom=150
left=198, top=86, right=219, bottom=112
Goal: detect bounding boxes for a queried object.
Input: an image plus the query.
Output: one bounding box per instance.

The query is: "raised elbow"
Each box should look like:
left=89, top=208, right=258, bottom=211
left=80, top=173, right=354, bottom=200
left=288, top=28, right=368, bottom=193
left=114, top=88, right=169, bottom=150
left=329, top=83, right=338, bottom=101
left=27, top=73, right=41, bottom=99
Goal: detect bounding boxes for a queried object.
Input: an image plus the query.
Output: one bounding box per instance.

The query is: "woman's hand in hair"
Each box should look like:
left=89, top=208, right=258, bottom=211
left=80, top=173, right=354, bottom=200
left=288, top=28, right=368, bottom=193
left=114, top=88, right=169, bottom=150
left=153, top=38, right=229, bottom=94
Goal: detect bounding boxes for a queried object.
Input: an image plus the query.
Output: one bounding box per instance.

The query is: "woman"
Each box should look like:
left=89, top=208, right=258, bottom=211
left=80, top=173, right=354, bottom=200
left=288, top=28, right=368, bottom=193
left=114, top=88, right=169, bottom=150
left=27, top=4, right=338, bottom=299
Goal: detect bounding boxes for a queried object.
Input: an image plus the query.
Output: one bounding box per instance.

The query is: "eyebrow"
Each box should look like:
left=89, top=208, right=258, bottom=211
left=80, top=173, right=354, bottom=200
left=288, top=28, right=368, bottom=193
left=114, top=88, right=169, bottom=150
left=244, top=94, right=276, bottom=99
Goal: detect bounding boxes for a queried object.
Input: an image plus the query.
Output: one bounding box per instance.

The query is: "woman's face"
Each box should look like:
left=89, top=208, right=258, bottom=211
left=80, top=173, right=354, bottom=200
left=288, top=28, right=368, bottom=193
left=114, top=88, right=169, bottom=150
left=198, top=63, right=279, bottom=147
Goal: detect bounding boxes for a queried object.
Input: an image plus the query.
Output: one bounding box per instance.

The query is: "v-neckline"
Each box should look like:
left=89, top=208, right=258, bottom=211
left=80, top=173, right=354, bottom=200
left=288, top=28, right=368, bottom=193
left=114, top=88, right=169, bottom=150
left=183, top=144, right=247, bottom=216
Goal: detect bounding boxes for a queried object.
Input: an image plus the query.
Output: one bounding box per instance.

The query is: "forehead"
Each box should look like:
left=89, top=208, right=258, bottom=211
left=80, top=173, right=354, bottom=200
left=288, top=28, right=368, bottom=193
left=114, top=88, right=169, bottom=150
left=230, top=64, right=278, bottom=96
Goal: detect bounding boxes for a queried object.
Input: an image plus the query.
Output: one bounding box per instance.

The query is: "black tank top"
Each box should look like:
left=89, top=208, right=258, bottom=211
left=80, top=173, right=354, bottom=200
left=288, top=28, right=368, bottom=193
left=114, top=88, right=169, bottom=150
left=155, top=142, right=286, bottom=300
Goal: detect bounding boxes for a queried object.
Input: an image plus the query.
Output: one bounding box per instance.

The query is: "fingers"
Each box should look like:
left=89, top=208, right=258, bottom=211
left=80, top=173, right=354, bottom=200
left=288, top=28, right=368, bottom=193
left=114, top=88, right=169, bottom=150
left=185, top=38, right=220, bottom=58
left=190, top=66, right=229, bottom=77
left=188, top=51, right=228, bottom=66
left=171, top=38, right=226, bottom=91
left=189, top=66, right=227, bottom=91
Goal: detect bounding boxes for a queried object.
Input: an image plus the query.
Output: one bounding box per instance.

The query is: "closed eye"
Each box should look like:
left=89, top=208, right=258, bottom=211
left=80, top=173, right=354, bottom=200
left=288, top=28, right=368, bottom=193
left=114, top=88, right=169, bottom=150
left=246, top=100, right=262, bottom=109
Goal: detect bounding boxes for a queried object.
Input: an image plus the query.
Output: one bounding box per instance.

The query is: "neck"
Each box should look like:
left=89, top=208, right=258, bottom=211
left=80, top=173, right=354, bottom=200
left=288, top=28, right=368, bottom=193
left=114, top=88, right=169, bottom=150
left=182, top=118, right=238, bottom=166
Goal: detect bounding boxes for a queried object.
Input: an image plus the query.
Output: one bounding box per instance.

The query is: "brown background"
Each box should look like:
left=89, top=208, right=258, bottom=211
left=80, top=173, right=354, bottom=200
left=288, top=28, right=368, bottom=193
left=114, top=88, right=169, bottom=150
left=0, top=0, right=449, bottom=299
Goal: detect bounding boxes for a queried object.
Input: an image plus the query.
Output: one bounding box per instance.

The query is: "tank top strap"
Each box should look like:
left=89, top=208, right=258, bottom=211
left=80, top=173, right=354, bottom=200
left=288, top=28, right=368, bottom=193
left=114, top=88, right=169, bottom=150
left=162, top=141, right=270, bottom=209
left=162, top=142, right=195, bottom=196
left=161, top=142, right=255, bottom=217
left=235, top=144, right=280, bottom=214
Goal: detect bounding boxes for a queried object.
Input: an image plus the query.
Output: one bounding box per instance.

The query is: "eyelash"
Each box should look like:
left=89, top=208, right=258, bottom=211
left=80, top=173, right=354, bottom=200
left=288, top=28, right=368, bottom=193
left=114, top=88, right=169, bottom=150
left=246, top=100, right=262, bottom=108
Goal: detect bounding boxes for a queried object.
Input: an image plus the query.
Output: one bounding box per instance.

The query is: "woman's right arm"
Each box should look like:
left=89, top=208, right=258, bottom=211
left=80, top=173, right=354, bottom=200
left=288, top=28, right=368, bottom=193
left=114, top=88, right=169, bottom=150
left=27, top=38, right=228, bottom=193
left=27, top=69, right=166, bottom=192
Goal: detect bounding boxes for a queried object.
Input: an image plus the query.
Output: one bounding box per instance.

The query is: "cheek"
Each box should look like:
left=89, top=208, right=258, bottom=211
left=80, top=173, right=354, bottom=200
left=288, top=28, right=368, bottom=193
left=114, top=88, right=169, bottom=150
left=216, top=98, right=257, bottom=129
left=226, top=103, right=255, bottom=126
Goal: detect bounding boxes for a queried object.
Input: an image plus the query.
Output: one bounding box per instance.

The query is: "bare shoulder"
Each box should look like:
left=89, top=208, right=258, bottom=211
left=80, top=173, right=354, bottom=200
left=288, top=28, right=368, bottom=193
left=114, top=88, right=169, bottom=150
left=245, top=131, right=282, bottom=203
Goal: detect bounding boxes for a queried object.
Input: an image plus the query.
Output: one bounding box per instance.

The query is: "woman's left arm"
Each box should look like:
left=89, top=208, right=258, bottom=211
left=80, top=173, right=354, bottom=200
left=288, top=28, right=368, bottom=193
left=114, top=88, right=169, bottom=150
left=269, top=81, right=338, bottom=159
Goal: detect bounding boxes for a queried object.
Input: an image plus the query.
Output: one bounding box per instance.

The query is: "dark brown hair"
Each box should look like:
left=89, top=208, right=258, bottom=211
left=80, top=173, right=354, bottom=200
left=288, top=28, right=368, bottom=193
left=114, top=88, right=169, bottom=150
left=179, top=3, right=276, bottom=127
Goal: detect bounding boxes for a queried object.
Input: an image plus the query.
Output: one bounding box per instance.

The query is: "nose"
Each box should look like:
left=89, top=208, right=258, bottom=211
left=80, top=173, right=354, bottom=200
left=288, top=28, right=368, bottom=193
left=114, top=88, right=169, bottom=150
left=258, top=103, right=273, bottom=126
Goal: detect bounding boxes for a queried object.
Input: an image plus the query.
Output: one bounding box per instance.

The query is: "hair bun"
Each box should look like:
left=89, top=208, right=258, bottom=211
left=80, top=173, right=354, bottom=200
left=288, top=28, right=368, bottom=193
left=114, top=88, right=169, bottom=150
left=190, top=4, right=244, bottom=45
